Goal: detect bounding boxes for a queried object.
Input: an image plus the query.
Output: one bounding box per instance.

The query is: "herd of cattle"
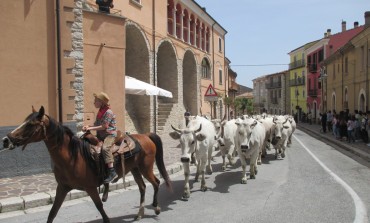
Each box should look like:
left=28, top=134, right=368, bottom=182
left=169, top=114, right=296, bottom=200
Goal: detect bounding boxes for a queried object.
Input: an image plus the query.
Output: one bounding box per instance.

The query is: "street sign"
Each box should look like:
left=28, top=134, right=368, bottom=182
left=204, top=84, right=218, bottom=97
left=204, top=84, right=218, bottom=102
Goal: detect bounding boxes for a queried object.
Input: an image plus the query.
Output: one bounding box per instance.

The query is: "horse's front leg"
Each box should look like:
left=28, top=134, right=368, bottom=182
left=47, top=184, right=71, bottom=223
left=86, top=187, right=110, bottom=223
left=102, top=183, right=109, bottom=202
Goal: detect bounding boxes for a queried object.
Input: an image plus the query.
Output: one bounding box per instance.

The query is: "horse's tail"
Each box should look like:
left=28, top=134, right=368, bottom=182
left=148, top=133, right=172, bottom=191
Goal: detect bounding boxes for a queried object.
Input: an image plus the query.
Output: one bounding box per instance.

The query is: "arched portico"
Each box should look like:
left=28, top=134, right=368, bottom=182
left=125, top=23, right=151, bottom=133
left=183, top=50, right=198, bottom=115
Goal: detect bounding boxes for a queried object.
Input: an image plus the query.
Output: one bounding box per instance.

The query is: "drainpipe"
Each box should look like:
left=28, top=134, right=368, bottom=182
left=211, top=22, right=216, bottom=118
left=340, top=49, right=344, bottom=109
left=152, top=0, right=157, bottom=132
left=56, top=0, right=63, bottom=123
left=367, top=38, right=369, bottom=111
left=223, top=34, right=227, bottom=119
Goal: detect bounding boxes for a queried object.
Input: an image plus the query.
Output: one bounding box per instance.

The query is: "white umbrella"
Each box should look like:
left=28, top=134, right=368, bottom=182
left=125, top=76, right=173, bottom=98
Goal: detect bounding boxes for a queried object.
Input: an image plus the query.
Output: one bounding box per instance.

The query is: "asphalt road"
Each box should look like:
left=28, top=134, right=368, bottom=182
left=1, top=129, right=369, bottom=223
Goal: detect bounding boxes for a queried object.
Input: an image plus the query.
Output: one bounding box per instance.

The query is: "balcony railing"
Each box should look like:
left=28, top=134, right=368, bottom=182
left=308, top=64, right=317, bottom=73
left=289, top=78, right=305, bottom=86
left=308, top=89, right=318, bottom=97
left=289, top=59, right=306, bottom=70
left=265, top=82, right=282, bottom=89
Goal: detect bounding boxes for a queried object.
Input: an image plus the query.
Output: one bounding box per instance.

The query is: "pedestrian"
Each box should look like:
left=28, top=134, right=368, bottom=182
left=347, top=116, right=355, bottom=143
left=327, top=110, right=333, bottom=132
left=184, top=110, right=191, bottom=127
left=308, top=112, right=312, bottom=125
left=83, top=92, right=118, bottom=183
left=332, top=114, right=339, bottom=139
left=96, top=0, right=114, bottom=13
left=321, top=112, right=327, bottom=133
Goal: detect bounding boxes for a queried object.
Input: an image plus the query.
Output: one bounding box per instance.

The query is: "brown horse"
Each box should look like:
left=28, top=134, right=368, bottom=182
left=1, top=106, right=172, bottom=223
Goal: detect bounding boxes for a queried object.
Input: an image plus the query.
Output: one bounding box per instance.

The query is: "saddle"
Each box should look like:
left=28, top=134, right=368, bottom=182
left=81, top=130, right=141, bottom=187
left=84, top=130, right=138, bottom=157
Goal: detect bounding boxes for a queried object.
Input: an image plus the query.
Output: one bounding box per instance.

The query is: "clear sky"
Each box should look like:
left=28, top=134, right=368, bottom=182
left=195, top=0, right=369, bottom=88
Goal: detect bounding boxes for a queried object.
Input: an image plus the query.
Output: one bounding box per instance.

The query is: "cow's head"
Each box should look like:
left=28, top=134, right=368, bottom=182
left=169, top=124, right=203, bottom=163
left=272, top=117, right=290, bottom=144
left=235, top=118, right=258, bottom=151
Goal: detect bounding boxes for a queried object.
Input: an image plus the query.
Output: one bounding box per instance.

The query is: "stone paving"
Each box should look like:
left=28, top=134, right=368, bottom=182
left=0, top=133, right=181, bottom=200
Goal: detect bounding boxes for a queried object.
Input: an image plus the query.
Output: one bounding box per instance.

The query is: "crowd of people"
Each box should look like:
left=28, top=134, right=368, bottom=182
left=319, top=109, right=370, bottom=144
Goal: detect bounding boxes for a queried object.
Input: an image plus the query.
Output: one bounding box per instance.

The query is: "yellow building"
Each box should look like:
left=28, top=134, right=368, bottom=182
left=323, top=25, right=370, bottom=113
left=288, top=41, right=318, bottom=118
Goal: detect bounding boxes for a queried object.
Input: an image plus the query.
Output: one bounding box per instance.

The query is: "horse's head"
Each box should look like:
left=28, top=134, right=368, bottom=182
left=2, top=106, right=49, bottom=150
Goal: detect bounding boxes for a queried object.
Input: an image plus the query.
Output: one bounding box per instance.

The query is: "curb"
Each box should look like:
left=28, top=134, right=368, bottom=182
left=298, top=125, right=370, bottom=164
left=0, top=162, right=184, bottom=214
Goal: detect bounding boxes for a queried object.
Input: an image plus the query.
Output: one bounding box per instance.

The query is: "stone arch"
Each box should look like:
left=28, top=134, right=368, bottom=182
left=157, top=39, right=178, bottom=103
left=358, top=88, right=366, bottom=112
left=183, top=49, right=198, bottom=116
left=125, top=22, right=151, bottom=133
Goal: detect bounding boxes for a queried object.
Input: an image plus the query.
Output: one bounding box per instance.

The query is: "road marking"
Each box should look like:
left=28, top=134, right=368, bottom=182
left=294, top=135, right=368, bottom=223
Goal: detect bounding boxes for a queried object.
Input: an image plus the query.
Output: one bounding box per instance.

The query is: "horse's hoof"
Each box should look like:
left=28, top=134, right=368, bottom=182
left=135, top=215, right=142, bottom=221
left=250, top=175, right=256, bottom=179
left=257, top=161, right=262, bottom=165
left=241, top=179, right=247, bottom=184
left=222, top=166, right=226, bottom=171
left=282, top=153, right=285, bottom=158
left=155, top=206, right=161, bottom=215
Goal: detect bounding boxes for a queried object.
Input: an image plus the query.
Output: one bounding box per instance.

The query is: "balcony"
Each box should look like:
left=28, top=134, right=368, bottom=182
left=308, top=89, right=318, bottom=97
left=265, top=82, right=282, bottom=89
left=289, top=59, right=306, bottom=70
left=289, top=78, right=305, bottom=86
left=308, top=64, right=317, bottom=73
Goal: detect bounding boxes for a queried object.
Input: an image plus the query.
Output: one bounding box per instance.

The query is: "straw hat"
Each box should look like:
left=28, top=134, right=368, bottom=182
left=93, top=92, right=110, bottom=105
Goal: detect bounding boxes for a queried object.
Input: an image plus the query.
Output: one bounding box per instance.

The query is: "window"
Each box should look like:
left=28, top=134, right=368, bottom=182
left=218, top=37, right=222, bottom=52
left=333, top=63, right=336, bottom=79
left=219, top=69, right=223, bottom=85
left=345, top=57, right=348, bottom=73
left=130, top=0, right=142, bottom=7
left=201, top=58, right=211, bottom=79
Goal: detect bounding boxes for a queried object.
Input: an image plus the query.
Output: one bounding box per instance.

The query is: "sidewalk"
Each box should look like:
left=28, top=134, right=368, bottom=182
left=1, top=125, right=370, bottom=214
left=0, top=133, right=183, bottom=214
left=297, top=122, right=370, bottom=164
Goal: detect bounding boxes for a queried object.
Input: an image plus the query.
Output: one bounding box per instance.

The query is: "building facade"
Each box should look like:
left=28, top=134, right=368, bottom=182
left=0, top=0, right=229, bottom=177
left=323, top=16, right=370, bottom=114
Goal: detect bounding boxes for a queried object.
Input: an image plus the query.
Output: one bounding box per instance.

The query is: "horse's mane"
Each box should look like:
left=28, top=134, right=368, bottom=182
left=47, top=117, right=97, bottom=171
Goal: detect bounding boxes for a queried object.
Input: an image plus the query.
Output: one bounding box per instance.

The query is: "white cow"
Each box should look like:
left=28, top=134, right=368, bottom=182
left=215, top=119, right=238, bottom=170
left=256, top=116, right=275, bottom=163
left=286, top=115, right=296, bottom=146
left=235, top=117, right=266, bottom=184
left=271, top=116, right=292, bottom=159
left=169, top=116, right=217, bottom=200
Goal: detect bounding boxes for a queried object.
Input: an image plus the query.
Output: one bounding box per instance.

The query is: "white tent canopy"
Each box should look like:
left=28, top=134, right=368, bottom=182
left=125, top=76, right=173, bottom=98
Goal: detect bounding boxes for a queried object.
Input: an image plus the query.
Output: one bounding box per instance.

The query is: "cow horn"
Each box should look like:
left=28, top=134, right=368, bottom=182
left=194, top=124, right=202, bottom=133
left=171, top=125, right=183, bottom=133
left=283, top=118, right=288, bottom=124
